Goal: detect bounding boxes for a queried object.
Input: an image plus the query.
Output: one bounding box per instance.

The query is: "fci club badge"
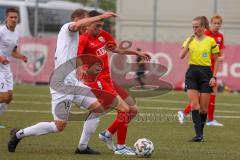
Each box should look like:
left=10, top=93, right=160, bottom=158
left=20, top=43, right=48, bottom=76
left=98, top=36, right=105, bottom=42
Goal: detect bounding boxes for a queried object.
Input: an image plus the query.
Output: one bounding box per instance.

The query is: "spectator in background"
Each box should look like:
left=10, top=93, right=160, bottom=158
left=135, top=48, right=146, bottom=89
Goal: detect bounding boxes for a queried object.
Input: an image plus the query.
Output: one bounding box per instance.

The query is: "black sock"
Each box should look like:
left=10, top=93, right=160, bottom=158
left=200, top=113, right=208, bottom=136
left=192, top=110, right=202, bottom=137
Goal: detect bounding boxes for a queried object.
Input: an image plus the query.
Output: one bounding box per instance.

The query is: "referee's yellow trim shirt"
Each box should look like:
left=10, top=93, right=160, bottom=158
left=182, top=36, right=219, bottom=66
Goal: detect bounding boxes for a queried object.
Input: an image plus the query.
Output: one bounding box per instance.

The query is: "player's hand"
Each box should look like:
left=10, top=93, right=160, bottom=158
left=76, top=65, right=88, bottom=81
left=209, top=77, right=217, bottom=87
left=105, top=41, right=117, bottom=51
left=21, top=55, right=28, bottom=63
left=137, top=51, right=151, bottom=61
left=0, top=56, right=10, bottom=65
left=218, top=56, right=224, bottom=62
left=101, top=12, right=118, bottom=19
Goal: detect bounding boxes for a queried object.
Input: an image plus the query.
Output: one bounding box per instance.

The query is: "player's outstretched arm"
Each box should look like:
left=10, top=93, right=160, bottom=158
left=111, top=48, right=151, bottom=61
left=69, top=12, right=117, bottom=32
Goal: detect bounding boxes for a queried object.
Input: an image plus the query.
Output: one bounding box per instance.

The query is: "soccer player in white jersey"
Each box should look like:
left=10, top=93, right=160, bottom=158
left=8, top=9, right=119, bottom=154
left=0, top=8, right=28, bottom=129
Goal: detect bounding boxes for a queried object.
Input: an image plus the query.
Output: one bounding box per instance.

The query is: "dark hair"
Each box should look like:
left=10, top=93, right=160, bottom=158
left=6, top=7, right=19, bottom=17
left=88, top=10, right=102, bottom=17
left=71, top=9, right=87, bottom=21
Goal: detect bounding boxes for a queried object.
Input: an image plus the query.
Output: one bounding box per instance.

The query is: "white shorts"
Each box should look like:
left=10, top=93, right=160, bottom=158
left=0, top=71, right=13, bottom=92
left=51, top=80, right=97, bottom=121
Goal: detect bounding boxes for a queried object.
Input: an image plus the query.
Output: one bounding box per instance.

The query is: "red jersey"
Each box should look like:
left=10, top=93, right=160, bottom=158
left=77, top=30, right=116, bottom=80
left=204, top=29, right=225, bottom=71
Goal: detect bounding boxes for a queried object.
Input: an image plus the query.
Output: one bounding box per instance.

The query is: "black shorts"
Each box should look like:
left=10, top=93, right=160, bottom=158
left=185, top=65, right=213, bottom=93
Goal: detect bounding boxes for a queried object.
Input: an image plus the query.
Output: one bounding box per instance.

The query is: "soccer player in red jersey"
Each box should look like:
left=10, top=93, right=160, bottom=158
left=178, top=15, right=225, bottom=126
left=77, top=10, right=150, bottom=155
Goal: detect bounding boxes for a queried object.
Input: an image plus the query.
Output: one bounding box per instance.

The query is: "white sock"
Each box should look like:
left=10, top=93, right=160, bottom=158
left=16, top=122, right=58, bottom=139
left=105, top=130, right=113, bottom=137
left=117, top=144, right=125, bottom=149
left=78, top=117, right=100, bottom=150
left=0, top=103, right=7, bottom=115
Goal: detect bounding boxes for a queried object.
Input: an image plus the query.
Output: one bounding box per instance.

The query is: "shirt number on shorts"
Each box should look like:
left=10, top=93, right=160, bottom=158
left=64, top=101, right=70, bottom=110
left=1, top=83, right=4, bottom=89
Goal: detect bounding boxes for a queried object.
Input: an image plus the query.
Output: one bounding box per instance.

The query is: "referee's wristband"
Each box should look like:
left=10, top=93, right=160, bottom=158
left=212, top=76, right=217, bottom=80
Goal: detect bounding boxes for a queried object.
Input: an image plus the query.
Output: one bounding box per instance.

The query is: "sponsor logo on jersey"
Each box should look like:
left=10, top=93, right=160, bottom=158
left=96, top=46, right=108, bottom=56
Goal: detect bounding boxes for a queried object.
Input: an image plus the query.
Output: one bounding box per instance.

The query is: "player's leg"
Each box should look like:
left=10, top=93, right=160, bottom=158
left=0, top=72, right=12, bottom=128
left=196, top=67, right=212, bottom=141
left=8, top=93, right=72, bottom=152
left=199, top=92, right=210, bottom=138
left=100, top=82, right=136, bottom=155
left=73, top=90, right=102, bottom=154
left=177, top=103, right=191, bottom=124
left=187, top=89, right=203, bottom=142
left=206, top=86, right=223, bottom=126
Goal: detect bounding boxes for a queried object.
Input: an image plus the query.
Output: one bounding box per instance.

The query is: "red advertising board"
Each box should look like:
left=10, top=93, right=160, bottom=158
left=10, top=38, right=240, bottom=90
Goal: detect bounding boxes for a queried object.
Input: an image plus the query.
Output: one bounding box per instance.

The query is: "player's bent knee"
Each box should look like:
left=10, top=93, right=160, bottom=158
left=55, top=121, right=67, bottom=132
left=130, top=105, right=139, bottom=114
left=0, top=92, right=10, bottom=103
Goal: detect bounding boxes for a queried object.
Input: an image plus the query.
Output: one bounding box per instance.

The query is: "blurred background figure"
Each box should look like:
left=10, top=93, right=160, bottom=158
left=135, top=48, right=146, bottom=89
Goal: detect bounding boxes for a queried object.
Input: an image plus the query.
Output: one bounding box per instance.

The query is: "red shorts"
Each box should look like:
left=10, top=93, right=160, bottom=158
left=85, top=78, right=129, bottom=109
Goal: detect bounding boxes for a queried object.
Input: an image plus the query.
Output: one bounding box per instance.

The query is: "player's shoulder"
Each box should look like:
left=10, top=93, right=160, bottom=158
left=204, top=29, right=211, bottom=36
left=205, top=36, right=215, bottom=42
left=0, top=25, right=7, bottom=33
left=60, top=22, right=72, bottom=31
left=217, top=31, right=224, bottom=37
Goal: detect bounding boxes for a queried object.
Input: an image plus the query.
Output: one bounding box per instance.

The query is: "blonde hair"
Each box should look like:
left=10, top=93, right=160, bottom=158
left=201, top=16, right=209, bottom=29
left=193, top=16, right=205, bottom=27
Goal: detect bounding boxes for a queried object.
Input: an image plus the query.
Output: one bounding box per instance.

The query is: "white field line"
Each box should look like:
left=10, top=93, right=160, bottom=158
left=14, top=93, right=239, bottom=107
left=5, top=109, right=240, bottom=119
left=11, top=100, right=240, bottom=114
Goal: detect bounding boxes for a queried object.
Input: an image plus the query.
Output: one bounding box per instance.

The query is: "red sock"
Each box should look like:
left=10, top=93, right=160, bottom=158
left=107, top=112, right=130, bottom=135
left=184, top=104, right=191, bottom=115
left=208, top=95, right=216, bottom=121
left=107, top=117, right=119, bottom=134
left=117, top=121, right=128, bottom=145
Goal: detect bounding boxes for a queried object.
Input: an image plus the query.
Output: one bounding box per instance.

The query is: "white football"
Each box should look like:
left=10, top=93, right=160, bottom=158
left=134, top=138, right=154, bottom=158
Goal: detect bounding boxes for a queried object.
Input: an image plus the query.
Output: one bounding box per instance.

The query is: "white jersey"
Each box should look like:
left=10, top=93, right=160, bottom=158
left=0, top=25, right=19, bottom=72
left=54, top=22, right=79, bottom=68
left=50, top=22, right=80, bottom=94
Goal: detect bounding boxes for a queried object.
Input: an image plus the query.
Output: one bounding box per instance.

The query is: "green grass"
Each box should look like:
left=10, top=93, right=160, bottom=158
left=0, top=85, right=240, bottom=160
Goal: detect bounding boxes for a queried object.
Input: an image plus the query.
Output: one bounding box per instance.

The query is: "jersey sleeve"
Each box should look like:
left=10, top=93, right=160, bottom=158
left=219, top=34, right=225, bottom=49
left=211, top=39, right=220, bottom=54
left=182, top=37, right=190, bottom=48
left=102, top=30, right=117, bottom=50
left=77, top=35, right=88, bottom=56
left=104, top=31, right=116, bottom=44
left=61, top=22, right=76, bottom=37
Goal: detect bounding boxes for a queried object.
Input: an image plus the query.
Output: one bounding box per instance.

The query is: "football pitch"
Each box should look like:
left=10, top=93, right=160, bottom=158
left=0, top=85, right=239, bottom=160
